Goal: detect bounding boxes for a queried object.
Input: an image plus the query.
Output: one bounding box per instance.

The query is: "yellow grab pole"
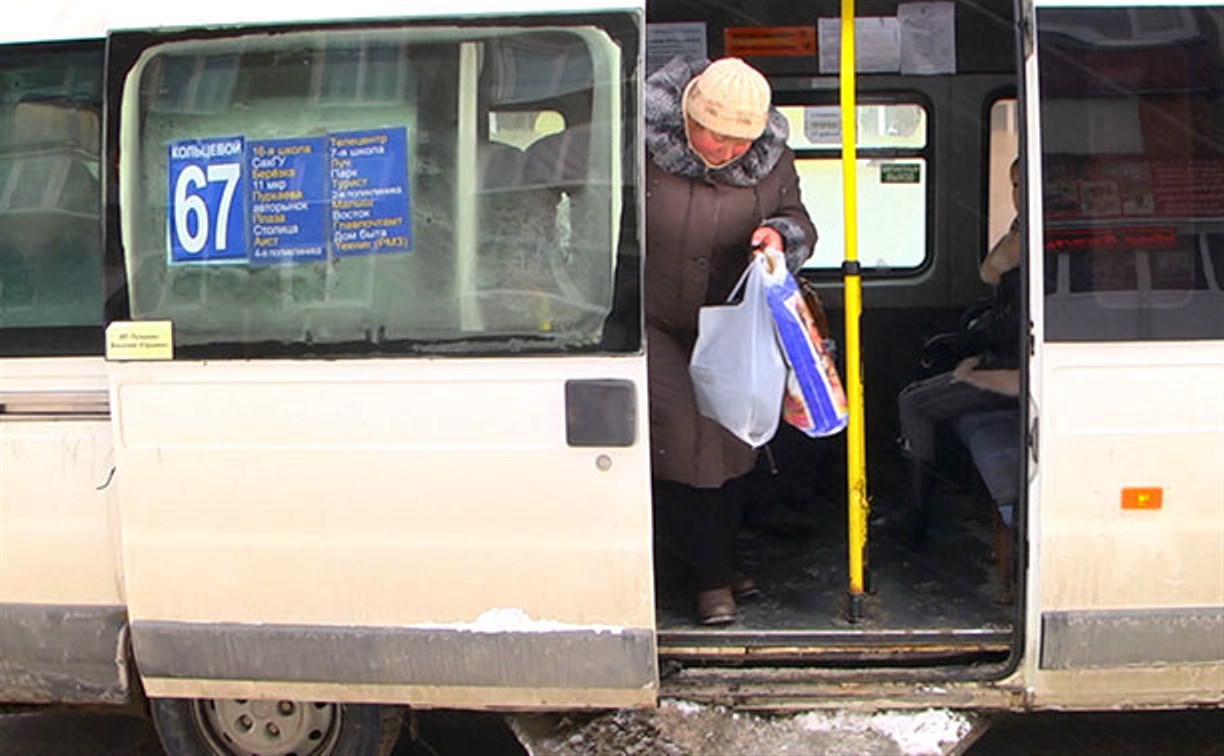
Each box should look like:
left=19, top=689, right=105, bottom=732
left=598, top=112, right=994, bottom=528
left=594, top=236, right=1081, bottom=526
left=840, top=0, right=869, bottom=623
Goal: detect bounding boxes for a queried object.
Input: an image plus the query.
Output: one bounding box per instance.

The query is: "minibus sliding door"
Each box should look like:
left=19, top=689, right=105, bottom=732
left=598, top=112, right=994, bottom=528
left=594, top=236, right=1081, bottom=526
left=103, top=14, right=656, bottom=710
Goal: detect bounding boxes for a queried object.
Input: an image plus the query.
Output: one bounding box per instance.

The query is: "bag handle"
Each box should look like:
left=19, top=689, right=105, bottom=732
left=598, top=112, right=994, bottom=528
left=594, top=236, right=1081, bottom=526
left=724, top=255, right=766, bottom=305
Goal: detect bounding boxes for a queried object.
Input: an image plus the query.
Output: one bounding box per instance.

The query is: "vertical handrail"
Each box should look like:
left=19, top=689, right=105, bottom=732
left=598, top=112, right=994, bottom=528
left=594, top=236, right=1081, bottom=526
left=840, top=0, right=869, bottom=623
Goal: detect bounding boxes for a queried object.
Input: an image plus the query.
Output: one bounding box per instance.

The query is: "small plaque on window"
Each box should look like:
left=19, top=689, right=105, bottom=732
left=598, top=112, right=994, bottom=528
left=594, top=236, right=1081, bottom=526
left=881, top=163, right=921, bottom=184
left=106, top=321, right=173, bottom=361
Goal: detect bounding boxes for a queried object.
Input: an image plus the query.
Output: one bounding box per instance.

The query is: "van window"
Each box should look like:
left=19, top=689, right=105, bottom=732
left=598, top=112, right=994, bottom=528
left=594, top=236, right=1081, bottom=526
left=0, top=45, right=105, bottom=355
left=988, top=97, right=1019, bottom=253
left=778, top=103, right=929, bottom=272
left=1038, top=6, right=1224, bottom=341
left=117, top=26, right=633, bottom=357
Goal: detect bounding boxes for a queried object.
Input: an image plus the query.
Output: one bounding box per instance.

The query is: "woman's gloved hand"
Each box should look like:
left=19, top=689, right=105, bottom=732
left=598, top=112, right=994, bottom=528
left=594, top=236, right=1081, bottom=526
left=750, top=226, right=784, bottom=272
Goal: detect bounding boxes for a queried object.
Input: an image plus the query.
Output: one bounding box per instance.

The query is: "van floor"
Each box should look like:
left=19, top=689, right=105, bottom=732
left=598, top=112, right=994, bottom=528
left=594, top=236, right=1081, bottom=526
left=654, top=463, right=1015, bottom=662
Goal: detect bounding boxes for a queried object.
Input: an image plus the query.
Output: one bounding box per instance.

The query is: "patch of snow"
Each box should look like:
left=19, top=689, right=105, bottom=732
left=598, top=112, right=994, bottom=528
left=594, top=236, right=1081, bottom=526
left=797, top=710, right=869, bottom=734
left=798, top=709, right=972, bottom=755
left=409, top=608, right=626, bottom=634
left=660, top=699, right=706, bottom=715
left=868, top=710, right=974, bottom=755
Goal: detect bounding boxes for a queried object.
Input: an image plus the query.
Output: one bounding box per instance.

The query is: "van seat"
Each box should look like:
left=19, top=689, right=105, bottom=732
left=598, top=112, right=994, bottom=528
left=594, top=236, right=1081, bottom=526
left=524, top=126, right=589, bottom=188
left=11, top=99, right=100, bottom=153
left=477, top=142, right=529, bottom=191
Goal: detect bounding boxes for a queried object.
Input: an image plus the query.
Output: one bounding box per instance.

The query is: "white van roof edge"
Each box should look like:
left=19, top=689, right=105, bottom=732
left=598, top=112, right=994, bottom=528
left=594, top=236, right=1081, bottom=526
left=0, top=0, right=645, bottom=45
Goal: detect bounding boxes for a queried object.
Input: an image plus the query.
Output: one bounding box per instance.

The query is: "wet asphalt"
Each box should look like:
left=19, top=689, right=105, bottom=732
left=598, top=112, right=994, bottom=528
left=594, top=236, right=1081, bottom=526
left=1, top=704, right=1222, bottom=755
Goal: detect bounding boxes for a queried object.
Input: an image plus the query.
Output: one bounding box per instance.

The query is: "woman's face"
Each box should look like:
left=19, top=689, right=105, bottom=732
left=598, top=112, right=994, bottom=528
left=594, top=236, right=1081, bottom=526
left=686, top=119, right=754, bottom=168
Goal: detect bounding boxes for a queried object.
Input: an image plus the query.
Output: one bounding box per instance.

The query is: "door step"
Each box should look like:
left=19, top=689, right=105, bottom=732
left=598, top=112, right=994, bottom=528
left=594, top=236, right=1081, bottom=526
left=659, top=627, right=1012, bottom=666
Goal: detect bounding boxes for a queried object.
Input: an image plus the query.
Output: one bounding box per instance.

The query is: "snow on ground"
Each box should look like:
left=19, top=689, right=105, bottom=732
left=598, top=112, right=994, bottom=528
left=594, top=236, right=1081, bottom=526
left=510, top=700, right=980, bottom=755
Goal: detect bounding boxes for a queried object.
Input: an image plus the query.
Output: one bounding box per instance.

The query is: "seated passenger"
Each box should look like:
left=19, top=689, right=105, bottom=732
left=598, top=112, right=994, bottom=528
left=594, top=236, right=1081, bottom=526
left=892, top=160, right=1022, bottom=572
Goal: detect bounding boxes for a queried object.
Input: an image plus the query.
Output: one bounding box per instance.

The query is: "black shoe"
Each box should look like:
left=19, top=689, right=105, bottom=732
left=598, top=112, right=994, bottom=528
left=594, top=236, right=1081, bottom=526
left=732, top=573, right=761, bottom=600
left=697, top=588, right=736, bottom=625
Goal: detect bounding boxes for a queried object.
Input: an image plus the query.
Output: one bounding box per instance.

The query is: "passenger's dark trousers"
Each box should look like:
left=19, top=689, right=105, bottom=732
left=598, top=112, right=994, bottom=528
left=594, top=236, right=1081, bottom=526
left=652, top=479, right=743, bottom=592
left=897, top=371, right=1014, bottom=463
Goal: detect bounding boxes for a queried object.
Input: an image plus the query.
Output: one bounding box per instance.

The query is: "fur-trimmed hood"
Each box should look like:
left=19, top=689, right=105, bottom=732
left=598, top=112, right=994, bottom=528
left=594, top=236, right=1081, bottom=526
left=645, top=56, right=791, bottom=188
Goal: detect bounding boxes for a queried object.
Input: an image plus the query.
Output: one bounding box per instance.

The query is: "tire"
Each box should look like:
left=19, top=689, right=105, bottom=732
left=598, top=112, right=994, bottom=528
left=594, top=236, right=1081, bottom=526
left=149, top=696, right=403, bottom=756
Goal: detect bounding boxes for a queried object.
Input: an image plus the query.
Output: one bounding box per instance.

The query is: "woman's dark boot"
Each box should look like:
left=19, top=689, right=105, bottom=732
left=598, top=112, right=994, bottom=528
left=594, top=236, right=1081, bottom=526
left=732, top=573, right=761, bottom=600
left=697, top=587, right=736, bottom=625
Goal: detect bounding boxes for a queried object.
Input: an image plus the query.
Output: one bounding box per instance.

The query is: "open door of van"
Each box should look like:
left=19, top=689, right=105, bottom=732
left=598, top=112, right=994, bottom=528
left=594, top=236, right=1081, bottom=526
left=104, top=7, right=655, bottom=710
left=1026, top=0, right=1224, bottom=707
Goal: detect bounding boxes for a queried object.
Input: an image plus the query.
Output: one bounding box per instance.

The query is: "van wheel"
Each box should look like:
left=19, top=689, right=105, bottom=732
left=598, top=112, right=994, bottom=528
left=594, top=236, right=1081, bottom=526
left=149, top=696, right=403, bottom=756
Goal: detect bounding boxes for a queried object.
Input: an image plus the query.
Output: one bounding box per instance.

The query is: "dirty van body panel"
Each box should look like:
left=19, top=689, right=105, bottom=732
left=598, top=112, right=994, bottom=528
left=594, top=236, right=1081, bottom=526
left=0, top=603, right=130, bottom=704
left=133, top=620, right=654, bottom=688
left=0, top=38, right=129, bottom=705
left=1040, top=607, right=1224, bottom=670
left=0, top=359, right=129, bottom=704
left=1028, top=345, right=1224, bottom=706
left=111, top=359, right=655, bottom=707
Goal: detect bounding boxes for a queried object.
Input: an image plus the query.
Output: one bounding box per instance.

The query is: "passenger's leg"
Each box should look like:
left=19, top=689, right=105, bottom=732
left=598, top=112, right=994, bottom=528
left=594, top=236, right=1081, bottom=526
left=653, top=480, right=741, bottom=623
left=900, top=373, right=972, bottom=461
left=720, top=474, right=761, bottom=598
left=899, top=373, right=1015, bottom=462
left=909, top=456, right=932, bottom=545
left=893, top=372, right=1013, bottom=540
left=993, top=500, right=1017, bottom=604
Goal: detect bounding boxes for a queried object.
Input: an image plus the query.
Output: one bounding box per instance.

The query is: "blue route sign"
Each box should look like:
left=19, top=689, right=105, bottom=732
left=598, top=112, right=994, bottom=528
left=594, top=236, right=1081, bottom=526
left=165, top=128, right=413, bottom=265
left=167, top=136, right=247, bottom=264
left=248, top=137, right=328, bottom=265
left=329, top=127, right=412, bottom=258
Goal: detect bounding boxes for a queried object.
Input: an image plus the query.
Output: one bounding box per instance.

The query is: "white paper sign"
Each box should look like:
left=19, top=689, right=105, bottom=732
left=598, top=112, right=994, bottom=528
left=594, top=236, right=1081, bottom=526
left=899, top=2, right=957, bottom=75
left=646, top=23, right=708, bottom=76
left=818, top=17, right=902, bottom=74
left=803, top=106, right=843, bottom=145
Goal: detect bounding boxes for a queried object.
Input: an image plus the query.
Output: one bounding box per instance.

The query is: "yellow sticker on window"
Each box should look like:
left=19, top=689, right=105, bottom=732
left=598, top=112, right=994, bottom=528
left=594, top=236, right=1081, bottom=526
left=106, top=321, right=174, bottom=361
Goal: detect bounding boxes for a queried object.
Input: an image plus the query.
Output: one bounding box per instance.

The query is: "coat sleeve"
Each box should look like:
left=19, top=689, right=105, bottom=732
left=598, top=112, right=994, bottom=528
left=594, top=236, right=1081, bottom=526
left=760, top=150, right=817, bottom=274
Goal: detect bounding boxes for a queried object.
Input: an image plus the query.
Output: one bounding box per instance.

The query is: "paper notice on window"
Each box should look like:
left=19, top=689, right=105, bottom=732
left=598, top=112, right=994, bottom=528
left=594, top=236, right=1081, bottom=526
left=804, top=106, right=843, bottom=145
left=899, top=2, right=956, bottom=75
left=647, top=23, right=708, bottom=76
left=818, top=17, right=901, bottom=74
left=106, top=321, right=173, bottom=361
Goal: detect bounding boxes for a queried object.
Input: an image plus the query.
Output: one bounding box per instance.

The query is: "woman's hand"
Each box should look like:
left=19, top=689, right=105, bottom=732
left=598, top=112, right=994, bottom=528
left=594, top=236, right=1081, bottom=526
left=751, top=226, right=784, bottom=272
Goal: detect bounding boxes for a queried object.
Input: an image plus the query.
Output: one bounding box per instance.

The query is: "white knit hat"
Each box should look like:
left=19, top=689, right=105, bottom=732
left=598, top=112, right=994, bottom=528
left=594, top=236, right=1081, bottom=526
left=682, top=58, right=771, bottom=140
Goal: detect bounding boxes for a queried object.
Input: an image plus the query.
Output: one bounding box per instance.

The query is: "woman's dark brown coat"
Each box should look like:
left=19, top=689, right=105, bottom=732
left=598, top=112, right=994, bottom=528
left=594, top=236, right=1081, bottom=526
left=645, top=57, right=818, bottom=489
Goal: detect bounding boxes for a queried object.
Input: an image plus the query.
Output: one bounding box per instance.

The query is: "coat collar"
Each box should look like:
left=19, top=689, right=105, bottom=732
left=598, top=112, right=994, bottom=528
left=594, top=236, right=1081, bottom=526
left=644, top=56, right=789, bottom=188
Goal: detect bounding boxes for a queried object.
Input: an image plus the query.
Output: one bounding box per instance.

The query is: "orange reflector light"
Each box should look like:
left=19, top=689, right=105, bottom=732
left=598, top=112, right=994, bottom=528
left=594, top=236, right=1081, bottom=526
left=1122, top=487, right=1163, bottom=510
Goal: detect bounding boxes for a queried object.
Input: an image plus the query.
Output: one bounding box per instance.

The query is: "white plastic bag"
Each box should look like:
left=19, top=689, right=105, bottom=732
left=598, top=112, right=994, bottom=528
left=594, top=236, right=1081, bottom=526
left=688, top=255, right=787, bottom=448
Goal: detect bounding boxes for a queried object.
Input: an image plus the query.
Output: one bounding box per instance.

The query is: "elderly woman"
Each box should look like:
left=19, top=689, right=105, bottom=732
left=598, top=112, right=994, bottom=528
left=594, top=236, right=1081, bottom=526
left=645, top=57, right=817, bottom=624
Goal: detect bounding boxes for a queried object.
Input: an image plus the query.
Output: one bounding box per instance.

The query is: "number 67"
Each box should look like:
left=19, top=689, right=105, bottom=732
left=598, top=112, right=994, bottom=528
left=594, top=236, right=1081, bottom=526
left=174, top=162, right=241, bottom=254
